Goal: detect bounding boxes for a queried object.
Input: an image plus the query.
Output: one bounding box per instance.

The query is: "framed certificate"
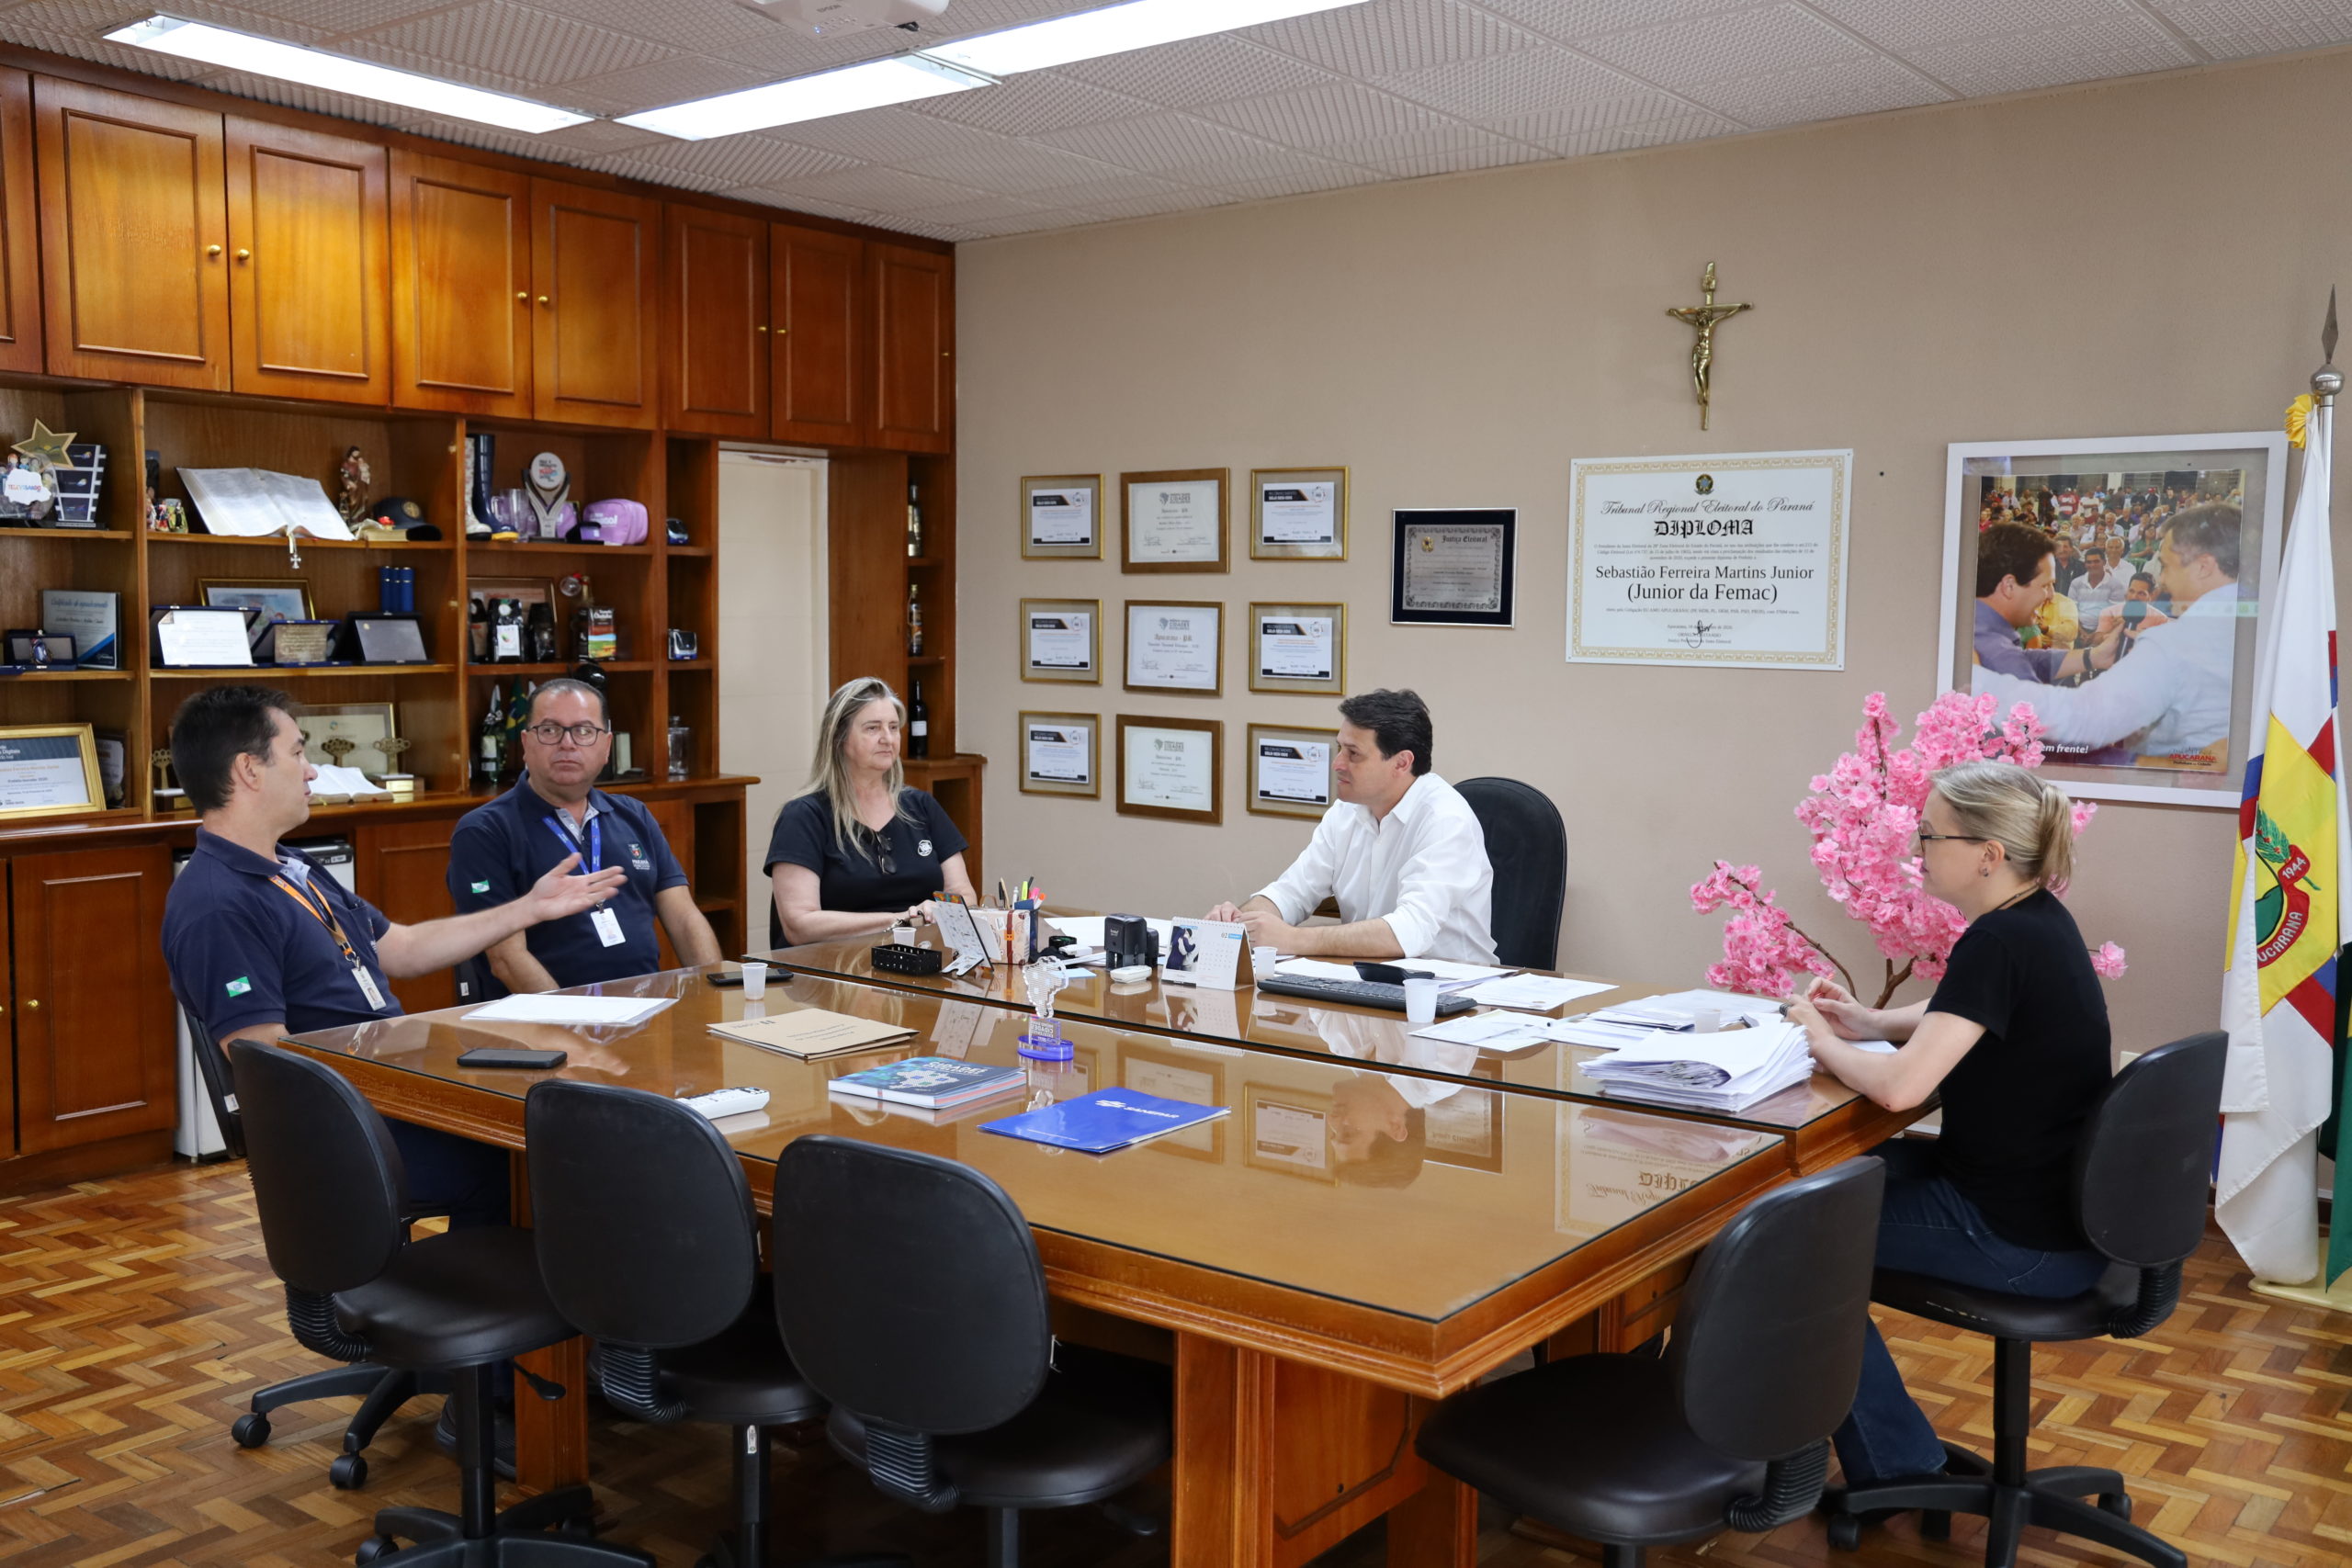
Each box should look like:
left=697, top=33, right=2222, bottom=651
left=1392, top=508, right=1516, bottom=627
left=1250, top=467, right=1347, bottom=559
left=1116, top=714, right=1222, bottom=825
left=1246, top=724, right=1338, bottom=818
left=1124, top=601, right=1222, bottom=695
left=1119, top=1043, right=1228, bottom=1161
left=1018, top=711, right=1099, bottom=797
left=1244, top=1086, right=1333, bottom=1182
left=1021, top=474, right=1102, bottom=558
left=1021, top=599, right=1100, bottom=683
left=1121, top=468, right=1227, bottom=573
left=0, top=724, right=105, bottom=821
left=1248, top=602, right=1344, bottom=695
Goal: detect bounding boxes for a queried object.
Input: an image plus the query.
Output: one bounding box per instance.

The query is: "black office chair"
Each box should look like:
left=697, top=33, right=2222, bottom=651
left=1417, top=1156, right=1887, bottom=1566
left=228, top=1040, right=648, bottom=1568
left=189, top=1025, right=423, bottom=1490
left=526, top=1081, right=906, bottom=1568
left=1826, top=1032, right=2227, bottom=1568
left=1455, top=776, right=1567, bottom=970
left=770, top=1136, right=1171, bottom=1568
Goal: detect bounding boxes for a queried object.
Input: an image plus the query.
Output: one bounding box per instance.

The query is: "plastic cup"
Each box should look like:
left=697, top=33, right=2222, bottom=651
left=890, top=924, right=916, bottom=945
left=740, top=961, right=767, bottom=1000
left=1251, top=945, right=1278, bottom=979
left=1403, top=976, right=1439, bottom=1024
left=1689, top=1007, right=1721, bottom=1033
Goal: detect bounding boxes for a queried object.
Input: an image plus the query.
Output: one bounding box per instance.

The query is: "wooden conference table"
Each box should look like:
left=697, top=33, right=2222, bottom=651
left=281, top=964, right=1913, bottom=1568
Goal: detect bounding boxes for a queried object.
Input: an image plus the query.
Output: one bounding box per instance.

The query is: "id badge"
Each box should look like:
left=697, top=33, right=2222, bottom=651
left=590, top=907, right=626, bottom=948
left=353, top=964, right=388, bottom=1011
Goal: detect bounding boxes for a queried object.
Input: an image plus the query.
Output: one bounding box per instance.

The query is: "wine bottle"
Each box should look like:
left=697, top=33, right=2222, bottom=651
left=475, top=683, right=504, bottom=791
left=906, top=582, right=924, bottom=657
left=906, top=482, right=922, bottom=558
left=491, top=597, right=524, bottom=663
left=908, top=677, right=930, bottom=760
left=468, top=595, right=488, bottom=662
left=503, top=682, right=534, bottom=782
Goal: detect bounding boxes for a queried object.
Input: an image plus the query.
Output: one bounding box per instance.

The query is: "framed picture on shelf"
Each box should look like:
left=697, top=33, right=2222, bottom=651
left=470, top=576, right=558, bottom=615
left=5, top=630, right=75, bottom=667
left=1122, top=468, right=1228, bottom=573
left=1018, top=711, right=1099, bottom=797
left=1116, top=713, right=1222, bottom=825
left=1245, top=724, right=1338, bottom=819
left=1250, top=467, right=1347, bottom=559
left=200, top=578, right=314, bottom=624
left=1021, top=474, right=1103, bottom=559
left=1021, top=598, right=1101, bottom=683
left=348, top=614, right=431, bottom=665
left=40, top=590, right=119, bottom=670
left=152, top=605, right=257, bottom=668
left=1124, top=601, right=1222, bottom=694
left=296, top=703, right=397, bottom=776
left=0, top=724, right=104, bottom=820
left=1248, top=603, right=1344, bottom=695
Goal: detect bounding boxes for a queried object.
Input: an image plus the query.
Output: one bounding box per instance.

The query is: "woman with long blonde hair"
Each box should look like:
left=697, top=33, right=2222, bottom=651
left=764, top=677, right=977, bottom=944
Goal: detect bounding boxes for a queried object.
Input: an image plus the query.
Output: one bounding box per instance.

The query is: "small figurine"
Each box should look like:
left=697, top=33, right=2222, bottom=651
left=336, top=446, right=371, bottom=525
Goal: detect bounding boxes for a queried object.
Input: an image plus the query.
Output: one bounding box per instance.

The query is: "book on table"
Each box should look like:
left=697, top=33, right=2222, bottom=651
left=981, top=1088, right=1230, bottom=1155
left=827, top=1056, right=1026, bottom=1110
left=707, top=1007, right=917, bottom=1059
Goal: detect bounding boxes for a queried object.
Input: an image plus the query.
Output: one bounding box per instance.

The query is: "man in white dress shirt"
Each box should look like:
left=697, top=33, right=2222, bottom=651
left=1207, top=688, right=1498, bottom=965
left=1974, top=503, right=2242, bottom=762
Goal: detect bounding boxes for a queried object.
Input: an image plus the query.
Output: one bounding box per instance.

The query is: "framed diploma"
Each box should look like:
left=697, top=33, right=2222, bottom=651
left=1124, top=601, right=1223, bottom=695
left=1116, top=714, right=1222, bottom=825
left=1018, top=711, right=1099, bottom=797
left=1391, top=508, right=1516, bottom=627
left=1250, top=467, right=1347, bottom=559
left=1021, top=474, right=1102, bottom=559
left=0, top=724, right=105, bottom=821
left=1244, top=1086, right=1334, bottom=1182
left=1121, top=468, right=1228, bottom=573
left=1248, top=602, right=1344, bottom=695
left=1246, top=724, right=1337, bottom=819
left=1020, top=599, right=1100, bottom=683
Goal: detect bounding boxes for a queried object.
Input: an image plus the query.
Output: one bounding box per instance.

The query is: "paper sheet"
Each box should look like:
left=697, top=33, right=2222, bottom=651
left=1408, top=1010, right=1555, bottom=1052
left=1461, top=975, right=1616, bottom=1010
left=180, top=468, right=356, bottom=540
left=464, top=994, right=676, bottom=1027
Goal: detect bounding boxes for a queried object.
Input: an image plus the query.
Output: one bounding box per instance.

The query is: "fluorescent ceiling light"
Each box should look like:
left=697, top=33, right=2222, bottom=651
left=922, top=0, right=1371, bottom=78
left=618, top=54, right=989, bottom=141
left=106, top=16, right=590, bottom=133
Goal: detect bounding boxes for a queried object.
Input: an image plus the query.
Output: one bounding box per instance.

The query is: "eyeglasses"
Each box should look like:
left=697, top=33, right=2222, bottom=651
left=863, top=827, right=896, bottom=874
left=1916, top=831, right=1986, bottom=848
left=524, top=721, right=610, bottom=746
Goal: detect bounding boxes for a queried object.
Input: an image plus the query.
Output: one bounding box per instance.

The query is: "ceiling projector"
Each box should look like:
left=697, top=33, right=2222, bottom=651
left=755, top=0, right=954, bottom=38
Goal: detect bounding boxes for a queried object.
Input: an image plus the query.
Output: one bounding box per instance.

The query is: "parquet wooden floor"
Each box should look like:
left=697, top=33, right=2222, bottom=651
left=2, top=1159, right=2346, bottom=1568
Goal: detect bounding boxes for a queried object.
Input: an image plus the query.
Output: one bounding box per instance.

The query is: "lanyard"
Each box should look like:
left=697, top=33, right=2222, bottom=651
left=544, top=810, right=601, bottom=874
left=270, top=874, right=358, bottom=964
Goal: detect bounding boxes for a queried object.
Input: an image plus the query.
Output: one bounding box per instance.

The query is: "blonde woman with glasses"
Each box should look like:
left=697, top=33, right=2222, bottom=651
left=765, top=677, right=977, bottom=945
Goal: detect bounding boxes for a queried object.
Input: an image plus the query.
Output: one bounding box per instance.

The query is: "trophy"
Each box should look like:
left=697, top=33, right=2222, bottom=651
left=151, top=748, right=189, bottom=812
left=372, top=735, right=418, bottom=800
left=321, top=736, right=356, bottom=771
left=1016, top=957, right=1074, bottom=1061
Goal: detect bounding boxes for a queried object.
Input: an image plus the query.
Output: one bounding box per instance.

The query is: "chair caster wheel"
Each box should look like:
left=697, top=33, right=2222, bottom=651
left=2099, top=1493, right=2132, bottom=1521
left=355, top=1533, right=398, bottom=1564
left=1827, top=1512, right=1863, bottom=1551
left=329, top=1452, right=368, bottom=1490
left=1921, top=1510, right=1951, bottom=1540
left=231, top=1413, right=271, bottom=1449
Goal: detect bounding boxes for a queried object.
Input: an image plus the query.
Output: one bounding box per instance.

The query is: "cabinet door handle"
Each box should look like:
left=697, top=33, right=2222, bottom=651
left=205, top=245, right=222, bottom=257
left=234, top=248, right=251, bottom=261
left=516, top=291, right=529, bottom=302
left=537, top=295, right=550, bottom=306
left=756, top=324, right=768, bottom=333
left=22, top=998, right=38, bottom=1010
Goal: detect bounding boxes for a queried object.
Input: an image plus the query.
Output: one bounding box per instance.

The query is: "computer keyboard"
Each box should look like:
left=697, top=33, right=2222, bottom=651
left=1253, top=973, right=1478, bottom=1017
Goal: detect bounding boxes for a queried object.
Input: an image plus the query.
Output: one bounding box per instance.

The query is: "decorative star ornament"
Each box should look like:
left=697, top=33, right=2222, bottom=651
left=12, top=420, right=74, bottom=470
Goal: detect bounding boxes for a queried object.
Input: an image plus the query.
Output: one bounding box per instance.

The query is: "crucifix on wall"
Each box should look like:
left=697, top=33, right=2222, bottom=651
left=1667, top=262, right=1752, bottom=431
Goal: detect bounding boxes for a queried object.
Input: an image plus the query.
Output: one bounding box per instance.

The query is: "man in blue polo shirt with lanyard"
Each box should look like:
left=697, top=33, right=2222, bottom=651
left=447, top=678, right=719, bottom=993
left=162, top=685, right=628, bottom=1225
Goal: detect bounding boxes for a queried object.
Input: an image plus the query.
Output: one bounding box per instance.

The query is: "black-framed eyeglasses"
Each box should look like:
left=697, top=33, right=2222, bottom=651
left=524, top=721, right=610, bottom=746
left=1916, top=832, right=1986, bottom=847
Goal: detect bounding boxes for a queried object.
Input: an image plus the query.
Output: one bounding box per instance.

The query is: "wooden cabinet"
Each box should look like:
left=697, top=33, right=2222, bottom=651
left=10, top=844, right=176, bottom=1154
left=354, top=818, right=459, bottom=1014
left=772, top=223, right=863, bottom=446
left=390, top=149, right=531, bottom=416
left=0, top=70, right=40, bottom=376
left=667, top=205, right=767, bottom=439
left=645, top=797, right=695, bottom=970
left=866, top=241, right=953, bottom=454
left=225, top=118, right=389, bottom=405
left=34, top=76, right=228, bottom=389
left=533, top=178, right=660, bottom=428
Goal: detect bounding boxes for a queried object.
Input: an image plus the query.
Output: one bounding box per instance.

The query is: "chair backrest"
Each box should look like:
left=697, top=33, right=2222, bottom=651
left=2074, top=1032, right=2227, bottom=1269
left=525, top=1080, right=758, bottom=1348
left=770, top=1135, right=1050, bottom=1436
left=453, top=953, right=502, bottom=1005
left=769, top=895, right=786, bottom=953
left=187, top=1024, right=246, bottom=1160
left=1670, top=1156, right=1885, bottom=1461
left=1454, top=776, right=1567, bottom=970
left=227, top=1040, right=408, bottom=1297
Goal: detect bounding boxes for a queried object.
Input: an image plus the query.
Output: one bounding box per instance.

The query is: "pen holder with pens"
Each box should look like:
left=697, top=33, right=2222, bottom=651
left=1016, top=957, right=1073, bottom=1060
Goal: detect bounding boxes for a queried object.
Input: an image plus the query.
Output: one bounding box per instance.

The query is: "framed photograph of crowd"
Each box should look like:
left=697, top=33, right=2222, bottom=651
left=1939, top=432, right=2288, bottom=807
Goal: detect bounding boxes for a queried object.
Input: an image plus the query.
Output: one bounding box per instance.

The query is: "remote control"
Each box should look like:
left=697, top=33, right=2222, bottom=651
left=680, top=1086, right=770, bottom=1120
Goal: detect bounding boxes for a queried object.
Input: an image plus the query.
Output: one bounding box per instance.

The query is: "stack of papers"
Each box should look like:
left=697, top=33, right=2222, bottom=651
left=1577, top=1021, right=1816, bottom=1111
left=1461, top=974, right=1615, bottom=1011
left=1409, top=1010, right=1555, bottom=1054
left=708, top=1007, right=916, bottom=1059
left=1271, top=957, right=1498, bottom=992
left=465, top=994, right=676, bottom=1028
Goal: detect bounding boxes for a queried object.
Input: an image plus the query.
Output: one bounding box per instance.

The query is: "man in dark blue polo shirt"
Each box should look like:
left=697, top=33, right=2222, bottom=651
left=446, top=679, right=719, bottom=993
left=162, top=685, right=627, bottom=1226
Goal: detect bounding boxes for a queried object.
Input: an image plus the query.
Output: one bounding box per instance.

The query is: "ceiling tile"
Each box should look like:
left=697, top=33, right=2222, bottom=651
left=618, top=132, right=863, bottom=186
left=907, top=72, right=1157, bottom=136
left=896, top=141, right=1136, bottom=196
left=736, top=192, right=886, bottom=225
left=1372, top=39, right=1638, bottom=118
left=773, top=107, right=992, bottom=163
left=1334, top=124, right=1555, bottom=176
left=1029, top=111, right=1289, bottom=175
left=557, top=56, right=775, bottom=117
left=485, top=0, right=796, bottom=58
left=360, top=1, right=674, bottom=89
left=533, top=118, right=670, bottom=156
left=1481, top=90, right=1716, bottom=141
left=164, top=0, right=456, bottom=34
left=1143, top=149, right=1367, bottom=190
left=1689, top=53, right=1951, bottom=127
left=1057, top=35, right=1341, bottom=108
left=1067, top=186, right=1242, bottom=223
left=1473, top=0, right=1769, bottom=43
left=1194, top=81, right=1454, bottom=151
left=1578, top=2, right=1875, bottom=88
left=2140, top=0, right=2352, bottom=60
left=1530, top=111, right=1744, bottom=157
left=950, top=208, right=1096, bottom=238
left=893, top=193, right=1061, bottom=225
left=1014, top=172, right=1207, bottom=207
left=1220, top=164, right=1386, bottom=200
left=574, top=151, right=733, bottom=193
left=786, top=164, right=989, bottom=210
left=1245, top=0, right=1540, bottom=77
left=1803, top=0, right=2140, bottom=53
left=1903, top=16, right=2201, bottom=96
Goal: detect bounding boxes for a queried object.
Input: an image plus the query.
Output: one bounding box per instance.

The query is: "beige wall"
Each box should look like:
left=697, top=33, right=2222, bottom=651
left=955, top=48, right=2352, bottom=1054
left=718, top=450, right=826, bottom=920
